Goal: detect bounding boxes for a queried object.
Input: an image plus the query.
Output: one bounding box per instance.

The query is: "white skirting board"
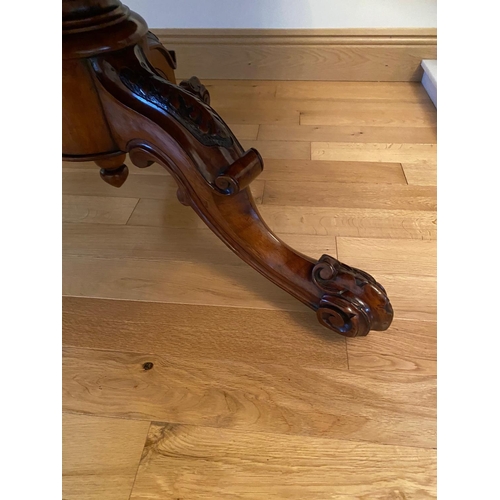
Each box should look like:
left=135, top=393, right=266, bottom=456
left=421, top=59, right=437, bottom=107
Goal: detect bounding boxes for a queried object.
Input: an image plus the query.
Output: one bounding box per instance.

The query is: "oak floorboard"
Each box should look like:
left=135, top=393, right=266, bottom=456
left=62, top=413, right=150, bottom=500
left=62, top=170, right=265, bottom=204
left=226, top=123, right=261, bottom=140
left=275, top=81, right=432, bottom=102
left=373, top=273, right=436, bottom=322
left=62, top=297, right=348, bottom=369
left=63, top=346, right=436, bottom=449
left=62, top=223, right=246, bottom=267
left=130, top=422, right=436, bottom=500
left=62, top=195, right=139, bottom=225
left=214, top=106, right=300, bottom=125
left=62, top=170, right=182, bottom=199
left=258, top=123, right=437, bottom=144
left=62, top=256, right=433, bottom=321
left=402, top=160, right=438, bottom=186
left=62, top=255, right=316, bottom=312
left=207, top=82, right=278, bottom=101
left=299, top=101, right=436, bottom=127
left=336, top=237, right=437, bottom=277
left=259, top=205, right=437, bottom=240
left=126, top=198, right=436, bottom=240
left=311, top=141, right=437, bottom=163
left=214, top=97, right=436, bottom=121
left=124, top=187, right=265, bottom=230
left=263, top=181, right=436, bottom=211
left=347, top=318, right=437, bottom=375
left=241, top=139, right=311, bottom=160
left=62, top=222, right=336, bottom=265
left=127, top=197, right=213, bottom=229
left=62, top=158, right=167, bottom=176
left=258, top=159, right=407, bottom=184
left=202, top=79, right=277, bottom=86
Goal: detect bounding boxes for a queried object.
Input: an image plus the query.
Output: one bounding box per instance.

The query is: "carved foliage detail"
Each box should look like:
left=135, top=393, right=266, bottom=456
left=119, top=48, right=232, bottom=148
left=179, top=76, right=210, bottom=105
left=312, top=255, right=393, bottom=337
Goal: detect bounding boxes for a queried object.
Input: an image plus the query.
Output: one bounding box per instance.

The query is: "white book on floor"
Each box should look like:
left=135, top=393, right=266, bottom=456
left=421, top=59, right=437, bottom=107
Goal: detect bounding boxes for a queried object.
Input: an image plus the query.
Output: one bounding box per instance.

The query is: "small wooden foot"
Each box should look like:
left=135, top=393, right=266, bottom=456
left=95, top=154, right=129, bottom=187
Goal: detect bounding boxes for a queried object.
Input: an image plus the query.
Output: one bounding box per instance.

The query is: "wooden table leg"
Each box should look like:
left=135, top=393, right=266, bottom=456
left=62, top=0, right=393, bottom=337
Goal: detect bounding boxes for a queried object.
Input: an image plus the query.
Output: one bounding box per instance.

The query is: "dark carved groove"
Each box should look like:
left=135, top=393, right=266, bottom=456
left=119, top=47, right=232, bottom=148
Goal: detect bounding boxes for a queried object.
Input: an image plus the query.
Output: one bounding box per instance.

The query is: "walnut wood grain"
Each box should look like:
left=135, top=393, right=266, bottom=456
left=62, top=0, right=394, bottom=337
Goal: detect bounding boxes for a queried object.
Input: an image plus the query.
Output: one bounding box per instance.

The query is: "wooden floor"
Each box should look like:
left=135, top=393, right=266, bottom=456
left=62, top=80, right=437, bottom=499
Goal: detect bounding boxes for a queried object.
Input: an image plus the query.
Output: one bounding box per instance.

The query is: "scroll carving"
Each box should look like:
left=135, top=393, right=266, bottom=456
left=312, top=255, right=393, bottom=337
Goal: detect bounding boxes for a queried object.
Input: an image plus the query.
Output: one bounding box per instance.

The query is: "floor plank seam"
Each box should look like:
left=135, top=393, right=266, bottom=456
left=125, top=198, right=141, bottom=225
left=62, top=292, right=437, bottom=321
left=63, top=294, right=313, bottom=313
left=345, top=338, right=350, bottom=370
left=400, top=162, right=410, bottom=185
left=63, top=343, right=348, bottom=371
left=260, top=179, right=268, bottom=204
left=61, top=409, right=436, bottom=451
left=128, top=420, right=152, bottom=500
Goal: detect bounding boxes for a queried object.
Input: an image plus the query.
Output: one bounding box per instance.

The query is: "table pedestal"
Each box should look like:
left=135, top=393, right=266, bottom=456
left=62, top=0, right=394, bottom=337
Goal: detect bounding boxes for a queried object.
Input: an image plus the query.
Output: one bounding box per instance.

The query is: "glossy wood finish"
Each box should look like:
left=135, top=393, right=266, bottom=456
left=62, top=0, right=393, bottom=337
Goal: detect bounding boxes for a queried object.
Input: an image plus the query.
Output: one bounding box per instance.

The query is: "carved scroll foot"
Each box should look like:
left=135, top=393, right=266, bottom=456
left=90, top=43, right=394, bottom=337
left=313, top=255, right=393, bottom=337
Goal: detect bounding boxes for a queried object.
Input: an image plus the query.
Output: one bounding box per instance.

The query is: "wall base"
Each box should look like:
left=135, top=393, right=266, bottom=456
left=152, top=28, right=437, bottom=82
